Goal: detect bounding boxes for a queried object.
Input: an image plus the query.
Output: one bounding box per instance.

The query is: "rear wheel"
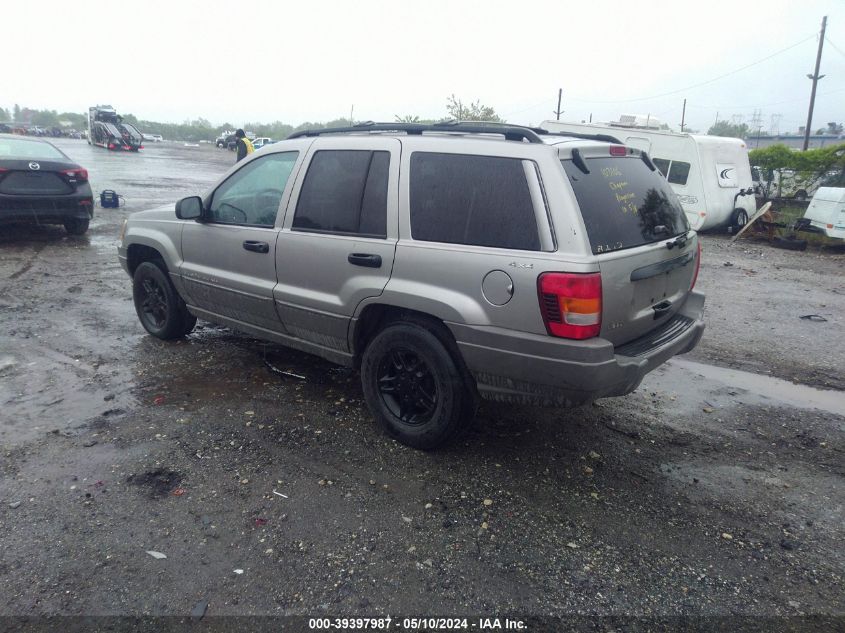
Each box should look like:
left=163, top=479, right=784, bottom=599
left=64, top=217, right=89, bottom=235
left=132, top=261, right=196, bottom=339
left=730, top=208, right=749, bottom=233
left=361, top=322, right=472, bottom=450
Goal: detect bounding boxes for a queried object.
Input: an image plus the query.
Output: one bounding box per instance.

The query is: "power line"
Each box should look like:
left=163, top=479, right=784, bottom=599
left=825, top=36, right=845, bottom=58
left=684, top=85, right=845, bottom=110
left=566, top=34, right=817, bottom=104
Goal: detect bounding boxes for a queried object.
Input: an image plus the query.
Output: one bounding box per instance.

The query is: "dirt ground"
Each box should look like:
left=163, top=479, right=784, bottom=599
left=0, top=140, right=843, bottom=629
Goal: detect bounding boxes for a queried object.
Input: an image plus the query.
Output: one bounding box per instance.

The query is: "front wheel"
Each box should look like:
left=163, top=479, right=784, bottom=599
left=132, top=261, right=196, bottom=339
left=361, top=322, right=473, bottom=450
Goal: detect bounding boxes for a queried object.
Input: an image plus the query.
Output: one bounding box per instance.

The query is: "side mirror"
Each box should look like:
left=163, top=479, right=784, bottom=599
left=175, top=196, right=203, bottom=220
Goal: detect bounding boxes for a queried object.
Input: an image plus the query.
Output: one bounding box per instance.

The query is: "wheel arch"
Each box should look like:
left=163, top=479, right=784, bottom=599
left=126, top=243, right=167, bottom=276
left=349, top=303, right=480, bottom=405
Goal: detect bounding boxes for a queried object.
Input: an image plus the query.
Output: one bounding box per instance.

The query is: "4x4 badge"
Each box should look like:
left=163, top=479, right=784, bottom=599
left=28, top=162, right=40, bottom=170
left=508, top=262, right=533, bottom=269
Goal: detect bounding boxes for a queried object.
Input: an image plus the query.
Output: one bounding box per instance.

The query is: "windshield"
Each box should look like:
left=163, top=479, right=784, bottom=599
left=0, top=137, right=67, bottom=161
left=562, top=155, right=689, bottom=255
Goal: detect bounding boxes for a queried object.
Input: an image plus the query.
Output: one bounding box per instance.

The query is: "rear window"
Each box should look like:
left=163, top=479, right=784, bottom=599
left=562, top=156, right=689, bottom=255
left=0, top=138, right=66, bottom=160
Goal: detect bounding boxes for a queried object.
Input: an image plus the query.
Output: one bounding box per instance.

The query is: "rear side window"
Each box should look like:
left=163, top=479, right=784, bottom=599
left=562, top=156, right=689, bottom=255
left=410, top=153, right=540, bottom=251
left=293, top=150, right=389, bottom=237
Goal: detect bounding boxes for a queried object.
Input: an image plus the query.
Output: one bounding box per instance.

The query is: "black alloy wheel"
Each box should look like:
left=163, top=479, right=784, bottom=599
left=139, top=275, right=169, bottom=330
left=132, top=261, right=196, bottom=339
left=361, top=320, right=474, bottom=450
left=376, top=348, right=438, bottom=425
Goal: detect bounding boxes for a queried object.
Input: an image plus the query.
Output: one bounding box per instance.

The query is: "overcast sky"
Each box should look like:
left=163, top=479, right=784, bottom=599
left=4, top=0, right=845, bottom=134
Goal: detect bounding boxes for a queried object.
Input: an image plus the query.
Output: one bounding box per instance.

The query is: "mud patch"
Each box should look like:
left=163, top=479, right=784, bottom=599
left=126, top=468, right=184, bottom=498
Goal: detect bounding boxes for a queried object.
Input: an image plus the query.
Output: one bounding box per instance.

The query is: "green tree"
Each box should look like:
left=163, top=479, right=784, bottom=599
left=445, top=95, right=503, bottom=122
left=748, top=143, right=845, bottom=198
left=58, top=112, right=86, bottom=129
left=13, top=104, right=21, bottom=122
left=0, top=106, right=9, bottom=121
left=707, top=120, right=749, bottom=138
left=31, top=109, right=60, bottom=127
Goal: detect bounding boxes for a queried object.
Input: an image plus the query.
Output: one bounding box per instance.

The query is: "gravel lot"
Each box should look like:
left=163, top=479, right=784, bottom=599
left=0, top=140, right=843, bottom=629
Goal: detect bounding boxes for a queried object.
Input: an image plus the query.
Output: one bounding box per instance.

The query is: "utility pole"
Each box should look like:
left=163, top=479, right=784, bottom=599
left=350, top=104, right=354, bottom=125
left=803, top=15, right=827, bottom=150
left=554, top=88, right=563, bottom=120
left=679, top=98, right=687, bottom=132
left=714, top=111, right=719, bottom=129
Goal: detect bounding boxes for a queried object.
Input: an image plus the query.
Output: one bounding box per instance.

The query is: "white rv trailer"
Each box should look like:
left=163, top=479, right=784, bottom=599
left=541, top=120, right=757, bottom=231
left=803, top=187, right=845, bottom=240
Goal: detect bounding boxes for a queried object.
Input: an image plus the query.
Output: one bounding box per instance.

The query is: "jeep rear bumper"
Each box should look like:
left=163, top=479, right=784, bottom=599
left=449, top=291, right=705, bottom=407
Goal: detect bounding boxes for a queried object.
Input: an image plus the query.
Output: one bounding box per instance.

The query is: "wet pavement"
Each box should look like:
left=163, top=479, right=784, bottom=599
left=0, top=139, right=843, bottom=623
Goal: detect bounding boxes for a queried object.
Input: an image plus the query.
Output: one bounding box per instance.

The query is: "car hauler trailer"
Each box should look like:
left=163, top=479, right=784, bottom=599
left=87, top=106, right=143, bottom=152
left=541, top=119, right=756, bottom=231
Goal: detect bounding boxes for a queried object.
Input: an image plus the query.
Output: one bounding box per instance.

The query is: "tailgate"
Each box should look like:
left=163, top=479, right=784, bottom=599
left=560, top=149, right=696, bottom=346
left=598, top=235, right=698, bottom=345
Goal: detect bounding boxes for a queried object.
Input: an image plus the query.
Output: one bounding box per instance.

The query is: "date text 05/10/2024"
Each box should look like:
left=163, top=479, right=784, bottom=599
left=308, top=617, right=527, bottom=630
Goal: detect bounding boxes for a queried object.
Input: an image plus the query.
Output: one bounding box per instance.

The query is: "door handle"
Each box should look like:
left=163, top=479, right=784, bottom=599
left=347, top=253, right=382, bottom=268
left=243, top=240, right=269, bottom=254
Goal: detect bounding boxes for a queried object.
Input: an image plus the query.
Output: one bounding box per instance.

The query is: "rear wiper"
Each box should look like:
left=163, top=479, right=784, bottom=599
left=571, top=148, right=590, bottom=174
left=665, top=233, right=689, bottom=250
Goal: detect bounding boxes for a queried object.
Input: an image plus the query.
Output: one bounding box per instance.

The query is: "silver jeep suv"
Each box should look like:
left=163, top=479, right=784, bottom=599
left=118, top=122, right=704, bottom=449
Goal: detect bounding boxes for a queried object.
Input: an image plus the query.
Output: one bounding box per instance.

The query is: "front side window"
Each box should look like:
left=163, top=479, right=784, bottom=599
left=653, top=158, right=670, bottom=178
left=668, top=161, right=691, bottom=185
left=409, top=152, right=540, bottom=251
left=652, top=158, right=691, bottom=186
left=292, top=150, right=389, bottom=238
left=209, top=151, right=298, bottom=226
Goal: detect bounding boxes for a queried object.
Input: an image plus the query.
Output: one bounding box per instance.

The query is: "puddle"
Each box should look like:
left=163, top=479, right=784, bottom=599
left=648, top=358, right=845, bottom=416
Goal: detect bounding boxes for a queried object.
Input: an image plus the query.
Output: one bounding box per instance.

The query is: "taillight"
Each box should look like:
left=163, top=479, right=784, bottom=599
left=61, top=168, right=88, bottom=182
left=609, top=145, right=627, bottom=156
left=108, top=144, right=115, bottom=149
left=139, top=145, right=144, bottom=150
left=538, top=272, right=602, bottom=339
left=690, top=240, right=701, bottom=290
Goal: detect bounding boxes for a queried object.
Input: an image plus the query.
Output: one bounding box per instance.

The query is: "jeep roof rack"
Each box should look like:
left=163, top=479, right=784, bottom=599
left=288, top=120, right=551, bottom=143
left=287, top=120, right=623, bottom=146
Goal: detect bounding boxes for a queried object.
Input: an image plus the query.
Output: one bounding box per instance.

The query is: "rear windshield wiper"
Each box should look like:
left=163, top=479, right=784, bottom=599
left=665, top=232, right=689, bottom=250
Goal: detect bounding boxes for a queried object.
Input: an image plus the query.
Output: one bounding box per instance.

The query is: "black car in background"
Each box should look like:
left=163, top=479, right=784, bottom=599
left=0, top=135, right=94, bottom=235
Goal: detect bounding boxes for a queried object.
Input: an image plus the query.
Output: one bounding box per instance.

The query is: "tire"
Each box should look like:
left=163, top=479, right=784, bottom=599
left=772, top=236, right=808, bottom=251
left=361, top=322, right=473, bottom=450
left=730, top=208, right=749, bottom=233
left=132, top=261, right=196, bottom=339
left=64, top=217, right=89, bottom=235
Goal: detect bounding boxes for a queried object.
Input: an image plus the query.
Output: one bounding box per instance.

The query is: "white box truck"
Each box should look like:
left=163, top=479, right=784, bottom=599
left=541, top=120, right=757, bottom=232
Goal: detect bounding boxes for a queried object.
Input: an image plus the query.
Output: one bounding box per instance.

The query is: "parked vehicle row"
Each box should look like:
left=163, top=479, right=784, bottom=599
left=118, top=121, right=704, bottom=450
